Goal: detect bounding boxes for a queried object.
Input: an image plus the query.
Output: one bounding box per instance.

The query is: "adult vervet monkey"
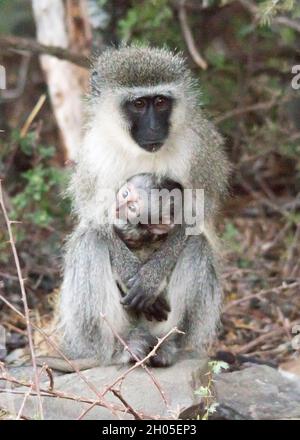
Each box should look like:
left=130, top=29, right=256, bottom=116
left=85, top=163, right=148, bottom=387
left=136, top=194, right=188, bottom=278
left=59, top=46, right=230, bottom=367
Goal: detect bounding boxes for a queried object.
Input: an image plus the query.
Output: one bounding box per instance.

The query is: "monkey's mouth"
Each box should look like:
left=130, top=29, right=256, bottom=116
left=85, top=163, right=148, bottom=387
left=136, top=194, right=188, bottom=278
left=142, top=142, right=163, bottom=153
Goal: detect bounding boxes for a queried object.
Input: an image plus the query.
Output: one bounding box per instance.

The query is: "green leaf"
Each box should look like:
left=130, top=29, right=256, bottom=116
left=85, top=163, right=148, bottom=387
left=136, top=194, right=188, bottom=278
left=208, top=360, right=229, bottom=374
left=195, top=386, right=210, bottom=397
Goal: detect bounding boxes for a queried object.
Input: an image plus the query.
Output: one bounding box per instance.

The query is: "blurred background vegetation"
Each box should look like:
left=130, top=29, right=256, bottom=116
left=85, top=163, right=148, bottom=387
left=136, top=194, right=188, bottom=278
left=0, top=0, right=299, bottom=366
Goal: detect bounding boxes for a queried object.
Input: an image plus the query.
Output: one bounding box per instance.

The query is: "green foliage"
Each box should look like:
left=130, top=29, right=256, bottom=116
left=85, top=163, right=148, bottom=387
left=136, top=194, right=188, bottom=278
left=1, top=131, right=70, bottom=230
left=279, top=26, right=297, bottom=45
left=0, top=0, right=32, bottom=35
left=117, top=0, right=182, bottom=47
left=11, top=165, right=66, bottom=227
left=194, top=360, right=229, bottom=420
left=95, top=0, right=108, bottom=6
left=222, top=223, right=241, bottom=252
left=208, top=360, right=230, bottom=374
left=258, top=0, right=295, bottom=25
left=205, top=48, right=226, bottom=70
left=237, top=257, right=252, bottom=269
left=15, top=131, right=56, bottom=160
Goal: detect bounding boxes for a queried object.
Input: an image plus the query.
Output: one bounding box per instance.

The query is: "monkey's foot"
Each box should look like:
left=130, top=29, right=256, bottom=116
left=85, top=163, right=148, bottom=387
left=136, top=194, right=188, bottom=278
left=149, top=340, right=177, bottom=368
left=119, top=330, right=156, bottom=364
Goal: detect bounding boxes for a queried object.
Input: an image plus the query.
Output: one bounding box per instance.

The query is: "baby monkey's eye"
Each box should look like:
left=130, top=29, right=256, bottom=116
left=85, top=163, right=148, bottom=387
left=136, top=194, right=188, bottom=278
left=128, top=203, right=137, bottom=213
left=122, top=188, right=129, bottom=198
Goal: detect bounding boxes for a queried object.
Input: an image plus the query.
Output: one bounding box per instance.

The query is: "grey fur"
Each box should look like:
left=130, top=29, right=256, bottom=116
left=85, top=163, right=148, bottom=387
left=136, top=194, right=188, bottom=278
left=59, top=45, right=230, bottom=367
left=91, top=46, right=192, bottom=90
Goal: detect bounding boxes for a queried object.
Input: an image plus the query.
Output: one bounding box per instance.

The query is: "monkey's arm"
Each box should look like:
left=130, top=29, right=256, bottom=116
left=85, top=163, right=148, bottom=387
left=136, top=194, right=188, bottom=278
left=121, top=226, right=188, bottom=311
left=110, top=232, right=171, bottom=320
left=109, top=231, right=142, bottom=288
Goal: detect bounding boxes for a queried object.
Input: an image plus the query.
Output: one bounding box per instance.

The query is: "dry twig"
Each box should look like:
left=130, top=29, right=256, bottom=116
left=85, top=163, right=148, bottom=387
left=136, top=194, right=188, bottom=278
left=20, top=94, right=47, bottom=138
left=0, top=35, right=89, bottom=68
left=0, top=181, right=44, bottom=419
left=234, top=321, right=298, bottom=355
left=0, top=293, right=118, bottom=417
left=224, top=281, right=300, bottom=312
left=100, top=314, right=170, bottom=404
left=178, top=0, right=207, bottom=70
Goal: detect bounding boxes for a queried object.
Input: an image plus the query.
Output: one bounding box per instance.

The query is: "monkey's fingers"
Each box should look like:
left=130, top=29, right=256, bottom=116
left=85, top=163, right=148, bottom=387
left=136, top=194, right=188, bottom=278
left=156, top=297, right=171, bottom=313
left=120, top=291, right=139, bottom=307
left=121, top=292, right=145, bottom=311
left=144, top=306, right=165, bottom=322
left=144, top=311, right=153, bottom=321
left=123, top=292, right=153, bottom=312
left=149, top=302, right=168, bottom=321
left=143, top=298, right=170, bottom=321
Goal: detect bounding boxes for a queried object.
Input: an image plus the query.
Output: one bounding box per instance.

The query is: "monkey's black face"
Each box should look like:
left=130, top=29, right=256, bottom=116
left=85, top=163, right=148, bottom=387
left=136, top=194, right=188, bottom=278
left=123, top=95, right=173, bottom=153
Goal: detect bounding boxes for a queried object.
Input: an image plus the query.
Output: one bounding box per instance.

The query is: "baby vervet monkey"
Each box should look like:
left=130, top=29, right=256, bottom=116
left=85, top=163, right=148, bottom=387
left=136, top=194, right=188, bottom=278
left=113, top=173, right=183, bottom=324
left=113, top=174, right=183, bottom=253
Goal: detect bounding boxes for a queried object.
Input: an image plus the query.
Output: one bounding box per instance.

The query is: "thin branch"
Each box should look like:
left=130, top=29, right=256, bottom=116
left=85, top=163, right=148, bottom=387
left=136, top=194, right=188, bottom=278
left=16, top=364, right=47, bottom=420
left=0, top=293, right=117, bottom=417
left=234, top=321, right=298, bottom=355
left=215, top=97, right=280, bottom=124
left=283, top=223, right=300, bottom=277
left=0, top=371, right=142, bottom=418
left=238, top=0, right=258, bottom=16
left=100, top=313, right=170, bottom=405
left=178, top=0, right=207, bottom=70
left=111, top=389, right=142, bottom=420
left=239, top=0, right=300, bottom=33
left=16, top=385, right=34, bottom=420
left=20, top=94, right=47, bottom=138
left=0, top=35, right=89, bottom=68
left=274, top=16, right=300, bottom=33
left=223, top=281, right=300, bottom=312
left=0, top=54, right=30, bottom=102
left=100, top=319, right=182, bottom=399
left=238, top=175, right=293, bottom=220
left=77, top=317, right=179, bottom=421
left=0, top=181, right=44, bottom=420
left=0, top=292, right=175, bottom=420
left=0, top=363, right=166, bottom=420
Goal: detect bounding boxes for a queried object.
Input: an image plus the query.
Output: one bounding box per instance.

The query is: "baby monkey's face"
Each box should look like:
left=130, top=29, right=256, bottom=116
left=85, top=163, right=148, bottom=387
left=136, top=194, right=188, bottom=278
left=116, top=182, right=144, bottom=222
left=116, top=179, right=175, bottom=235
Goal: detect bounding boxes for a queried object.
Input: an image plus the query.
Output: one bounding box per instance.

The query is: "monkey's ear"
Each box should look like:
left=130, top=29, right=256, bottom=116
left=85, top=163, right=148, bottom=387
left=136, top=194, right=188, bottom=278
left=90, top=70, right=101, bottom=97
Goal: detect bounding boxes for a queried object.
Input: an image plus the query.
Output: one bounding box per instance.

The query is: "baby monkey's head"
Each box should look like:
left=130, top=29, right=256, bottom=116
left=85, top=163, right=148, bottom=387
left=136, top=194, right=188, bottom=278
left=115, top=174, right=183, bottom=234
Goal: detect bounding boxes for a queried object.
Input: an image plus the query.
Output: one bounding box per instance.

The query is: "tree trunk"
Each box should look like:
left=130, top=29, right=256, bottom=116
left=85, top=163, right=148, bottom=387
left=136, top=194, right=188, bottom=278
left=32, top=0, right=91, bottom=160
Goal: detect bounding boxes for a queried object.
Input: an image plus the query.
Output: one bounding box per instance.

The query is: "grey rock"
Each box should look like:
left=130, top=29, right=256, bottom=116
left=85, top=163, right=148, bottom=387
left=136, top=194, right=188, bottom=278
left=4, top=348, right=27, bottom=364
left=0, top=358, right=208, bottom=420
left=0, top=365, right=64, bottom=390
left=214, top=365, right=300, bottom=420
left=1, top=360, right=300, bottom=420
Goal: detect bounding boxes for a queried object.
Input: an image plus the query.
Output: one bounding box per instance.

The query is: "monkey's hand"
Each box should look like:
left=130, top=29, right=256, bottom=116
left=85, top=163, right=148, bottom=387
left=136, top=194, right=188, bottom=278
left=121, top=227, right=188, bottom=312
left=120, top=261, right=163, bottom=310
left=143, top=297, right=171, bottom=322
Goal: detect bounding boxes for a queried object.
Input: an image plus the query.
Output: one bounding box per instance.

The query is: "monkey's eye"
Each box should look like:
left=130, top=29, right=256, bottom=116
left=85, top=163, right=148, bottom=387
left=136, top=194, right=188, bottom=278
left=128, top=203, right=139, bottom=215
left=122, top=189, right=129, bottom=198
left=154, top=95, right=169, bottom=109
left=133, top=98, right=146, bottom=110
left=128, top=203, right=136, bottom=212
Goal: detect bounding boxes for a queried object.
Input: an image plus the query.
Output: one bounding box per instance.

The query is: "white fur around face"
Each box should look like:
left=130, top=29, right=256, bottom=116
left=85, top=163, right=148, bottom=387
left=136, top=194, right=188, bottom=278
left=75, top=85, right=195, bottom=226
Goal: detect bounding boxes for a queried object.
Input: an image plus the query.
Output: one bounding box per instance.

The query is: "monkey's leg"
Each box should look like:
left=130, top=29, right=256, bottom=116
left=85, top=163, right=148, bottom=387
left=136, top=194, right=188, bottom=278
left=149, top=234, right=222, bottom=366
left=59, top=227, right=132, bottom=365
